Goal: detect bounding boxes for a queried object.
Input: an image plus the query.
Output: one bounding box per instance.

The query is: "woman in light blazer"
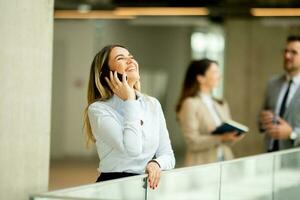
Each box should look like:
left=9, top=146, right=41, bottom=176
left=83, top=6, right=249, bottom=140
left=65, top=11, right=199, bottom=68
left=176, top=59, right=243, bottom=166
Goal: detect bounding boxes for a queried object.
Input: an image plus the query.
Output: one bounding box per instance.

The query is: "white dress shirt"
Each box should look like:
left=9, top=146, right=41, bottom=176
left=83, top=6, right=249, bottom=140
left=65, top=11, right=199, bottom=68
left=200, top=92, right=224, bottom=161
left=88, top=92, right=175, bottom=174
left=275, top=74, right=300, bottom=115
left=200, top=93, right=223, bottom=127
left=268, top=74, right=300, bottom=149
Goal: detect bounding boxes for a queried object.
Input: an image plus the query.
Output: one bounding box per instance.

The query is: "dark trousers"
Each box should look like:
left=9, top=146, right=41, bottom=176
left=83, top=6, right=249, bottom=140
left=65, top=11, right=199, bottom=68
left=96, top=172, right=139, bottom=182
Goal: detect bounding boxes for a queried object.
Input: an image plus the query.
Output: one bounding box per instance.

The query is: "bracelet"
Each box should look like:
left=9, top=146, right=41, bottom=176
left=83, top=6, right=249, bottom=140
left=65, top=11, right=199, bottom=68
left=148, top=160, right=161, bottom=168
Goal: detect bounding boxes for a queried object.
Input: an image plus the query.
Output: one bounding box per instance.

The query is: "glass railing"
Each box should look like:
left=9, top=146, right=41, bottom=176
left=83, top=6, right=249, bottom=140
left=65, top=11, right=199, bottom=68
left=30, top=148, right=300, bottom=200
left=30, top=174, right=148, bottom=200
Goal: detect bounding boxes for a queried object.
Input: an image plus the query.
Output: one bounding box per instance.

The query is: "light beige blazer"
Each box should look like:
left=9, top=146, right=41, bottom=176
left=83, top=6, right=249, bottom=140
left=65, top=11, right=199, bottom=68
left=178, top=95, right=234, bottom=166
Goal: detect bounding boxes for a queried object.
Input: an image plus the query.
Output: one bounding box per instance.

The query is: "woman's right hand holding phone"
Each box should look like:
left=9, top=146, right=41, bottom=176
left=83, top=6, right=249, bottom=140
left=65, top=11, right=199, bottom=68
left=105, top=71, right=135, bottom=101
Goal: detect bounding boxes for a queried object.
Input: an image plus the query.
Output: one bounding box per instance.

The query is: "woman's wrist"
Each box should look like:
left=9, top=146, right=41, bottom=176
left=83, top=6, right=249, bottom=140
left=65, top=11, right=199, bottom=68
left=148, top=159, right=161, bottom=168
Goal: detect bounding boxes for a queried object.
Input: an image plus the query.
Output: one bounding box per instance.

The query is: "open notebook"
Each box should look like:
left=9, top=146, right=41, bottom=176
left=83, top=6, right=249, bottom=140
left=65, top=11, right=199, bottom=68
left=212, top=120, right=249, bottom=135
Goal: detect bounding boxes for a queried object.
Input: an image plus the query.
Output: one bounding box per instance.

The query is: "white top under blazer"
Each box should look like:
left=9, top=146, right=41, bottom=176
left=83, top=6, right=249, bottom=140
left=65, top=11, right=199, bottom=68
left=88, top=92, right=175, bottom=174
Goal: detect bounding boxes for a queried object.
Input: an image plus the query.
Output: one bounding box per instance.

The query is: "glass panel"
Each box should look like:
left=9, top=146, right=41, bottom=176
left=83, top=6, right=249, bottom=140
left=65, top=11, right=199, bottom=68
left=31, top=197, right=78, bottom=200
left=147, top=164, right=220, bottom=200
left=191, top=30, right=225, bottom=99
left=274, top=149, right=300, bottom=200
left=31, top=175, right=147, bottom=200
left=31, top=149, right=300, bottom=200
left=221, top=154, right=273, bottom=200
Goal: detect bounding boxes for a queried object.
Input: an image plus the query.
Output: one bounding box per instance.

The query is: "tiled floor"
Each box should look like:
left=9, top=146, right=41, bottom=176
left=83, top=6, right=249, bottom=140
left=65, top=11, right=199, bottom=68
left=49, top=157, right=99, bottom=191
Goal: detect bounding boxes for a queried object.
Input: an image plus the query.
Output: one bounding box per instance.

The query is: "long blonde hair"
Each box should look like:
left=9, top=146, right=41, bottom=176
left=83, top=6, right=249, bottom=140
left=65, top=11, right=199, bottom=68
left=84, top=44, right=140, bottom=147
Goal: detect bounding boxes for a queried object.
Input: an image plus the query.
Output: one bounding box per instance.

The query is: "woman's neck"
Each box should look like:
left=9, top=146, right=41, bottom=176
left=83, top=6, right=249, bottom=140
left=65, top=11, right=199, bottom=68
left=200, top=85, right=212, bottom=94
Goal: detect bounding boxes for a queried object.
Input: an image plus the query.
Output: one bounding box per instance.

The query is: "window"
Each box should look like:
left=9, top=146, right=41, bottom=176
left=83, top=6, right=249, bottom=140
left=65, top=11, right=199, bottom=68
left=191, top=31, right=225, bottom=98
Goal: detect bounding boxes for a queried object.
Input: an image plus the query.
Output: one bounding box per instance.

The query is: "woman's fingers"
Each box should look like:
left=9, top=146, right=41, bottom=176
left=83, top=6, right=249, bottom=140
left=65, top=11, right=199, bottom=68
left=113, top=71, right=122, bottom=85
left=106, top=71, right=134, bottom=100
left=108, top=71, right=124, bottom=93
left=153, top=169, right=160, bottom=188
left=105, top=77, right=114, bottom=91
left=147, top=162, right=161, bottom=190
left=148, top=170, right=155, bottom=189
left=122, top=73, right=128, bottom=84
left=109, top=71, right=115, bottom=84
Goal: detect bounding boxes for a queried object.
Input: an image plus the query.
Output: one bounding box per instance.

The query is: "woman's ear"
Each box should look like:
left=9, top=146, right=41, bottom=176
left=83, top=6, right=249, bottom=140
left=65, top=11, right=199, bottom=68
left=196, top=75, right=205, bottom=84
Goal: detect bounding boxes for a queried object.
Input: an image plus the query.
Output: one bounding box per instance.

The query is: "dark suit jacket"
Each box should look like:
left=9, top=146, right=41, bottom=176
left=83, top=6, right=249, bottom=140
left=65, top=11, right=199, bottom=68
left=262, top=75, right=300, bottom=150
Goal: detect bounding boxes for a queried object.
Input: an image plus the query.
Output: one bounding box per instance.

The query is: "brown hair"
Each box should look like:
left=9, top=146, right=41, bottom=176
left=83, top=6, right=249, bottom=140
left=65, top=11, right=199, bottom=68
left=176, top=58, right=219, bottom=113
left=287, top=35, right=300, bottom=43
left=83, top=44, right=140, bottom=147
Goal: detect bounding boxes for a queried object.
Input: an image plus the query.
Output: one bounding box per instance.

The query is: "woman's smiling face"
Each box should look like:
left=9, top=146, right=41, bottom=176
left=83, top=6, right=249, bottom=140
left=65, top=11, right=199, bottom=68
left=108, top=46, right=140, bottom=82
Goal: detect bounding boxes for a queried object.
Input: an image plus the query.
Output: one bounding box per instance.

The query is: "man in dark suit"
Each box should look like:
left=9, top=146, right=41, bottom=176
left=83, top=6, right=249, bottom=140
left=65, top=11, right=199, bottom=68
left=260, top=35, right=300, bottom=152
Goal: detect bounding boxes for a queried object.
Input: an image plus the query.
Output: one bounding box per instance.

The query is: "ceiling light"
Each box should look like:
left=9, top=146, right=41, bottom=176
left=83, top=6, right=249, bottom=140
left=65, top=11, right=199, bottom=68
left=54, top=7, right=209, bottom=19
left=54, top=10, right=135, bottom=19
left=251, top=8, right=300, bottom=17
left=114, top=7, right=209, bottom=16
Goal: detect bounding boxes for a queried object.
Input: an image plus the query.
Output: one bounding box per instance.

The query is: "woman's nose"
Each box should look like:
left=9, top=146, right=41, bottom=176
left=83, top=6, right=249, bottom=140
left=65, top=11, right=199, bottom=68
left=126, top=57, right=133, bottom=63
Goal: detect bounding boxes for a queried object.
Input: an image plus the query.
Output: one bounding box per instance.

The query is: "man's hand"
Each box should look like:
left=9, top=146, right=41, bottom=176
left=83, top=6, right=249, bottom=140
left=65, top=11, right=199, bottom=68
left=265, top=118, right=292, bottom=140
left=260, top=110, right=275, bottom=130
left=146, top=161, right=161, bottom=190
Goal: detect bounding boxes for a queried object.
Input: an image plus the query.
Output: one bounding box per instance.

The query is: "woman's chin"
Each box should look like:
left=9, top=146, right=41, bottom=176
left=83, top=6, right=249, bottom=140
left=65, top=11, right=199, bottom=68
left=128, top=74, right=140, bottom=81
left=127, top=75, right=140, bottom=85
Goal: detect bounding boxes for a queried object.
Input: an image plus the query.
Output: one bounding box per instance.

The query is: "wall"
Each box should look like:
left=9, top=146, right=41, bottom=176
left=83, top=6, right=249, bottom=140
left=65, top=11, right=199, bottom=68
left=51, top=19, right=193, bottom=164
left=224, top=18, right=300, bottom=157
left=51, top=17, right=300, bottom=166
left=93, top=21, right=192, bottom=161
left=0, top=0, right=53, bottom=199
left=51, top=21, right=96, bottom=158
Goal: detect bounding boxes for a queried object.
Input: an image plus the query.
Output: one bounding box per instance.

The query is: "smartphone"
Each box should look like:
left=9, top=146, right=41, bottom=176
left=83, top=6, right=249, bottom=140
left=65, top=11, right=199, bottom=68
left=116, top=72, right=127, bottom=81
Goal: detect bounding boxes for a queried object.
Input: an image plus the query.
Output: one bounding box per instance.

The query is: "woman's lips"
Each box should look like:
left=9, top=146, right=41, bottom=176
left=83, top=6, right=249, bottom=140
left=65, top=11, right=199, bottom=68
left=126, top=66, right=136, bottom=72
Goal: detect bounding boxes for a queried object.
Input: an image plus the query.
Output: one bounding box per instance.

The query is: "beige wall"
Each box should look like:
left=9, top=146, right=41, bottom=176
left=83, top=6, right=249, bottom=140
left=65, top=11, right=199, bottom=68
left=51, top=21, right=96, bottom=158
left=92, top=21, right=192, bottom=159
left=51, top=17, right=300, bottom=167
left=224, top=18, right=300, bottom=157
left=51, top=20, right=192, bottom=161
left=0, top=0, right=53, bottom=199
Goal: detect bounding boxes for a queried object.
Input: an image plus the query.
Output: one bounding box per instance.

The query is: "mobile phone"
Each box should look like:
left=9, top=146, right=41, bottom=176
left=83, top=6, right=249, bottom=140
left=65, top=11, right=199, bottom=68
left=115, top=72, right=127, bottom=81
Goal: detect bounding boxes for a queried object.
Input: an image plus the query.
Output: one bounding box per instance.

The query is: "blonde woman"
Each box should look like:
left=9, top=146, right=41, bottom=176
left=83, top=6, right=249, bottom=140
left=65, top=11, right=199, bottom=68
left=176, top=59, right=243, bottom=166
left=84, top=45, right=175, bottom=189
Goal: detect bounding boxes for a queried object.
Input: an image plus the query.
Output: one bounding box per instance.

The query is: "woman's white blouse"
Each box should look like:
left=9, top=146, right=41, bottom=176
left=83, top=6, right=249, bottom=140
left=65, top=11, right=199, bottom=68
left=88, top=93, right=175, bottom=174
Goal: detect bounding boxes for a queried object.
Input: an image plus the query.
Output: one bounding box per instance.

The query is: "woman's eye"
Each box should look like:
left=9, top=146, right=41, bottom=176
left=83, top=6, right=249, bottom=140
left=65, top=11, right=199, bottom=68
left=117, top=57, right=124, bottom=60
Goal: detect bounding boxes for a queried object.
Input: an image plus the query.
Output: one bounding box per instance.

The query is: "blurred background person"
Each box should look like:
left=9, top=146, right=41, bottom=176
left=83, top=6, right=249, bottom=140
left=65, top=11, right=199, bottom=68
left=259, top=35, right=300, bottom=152
left=176, top=59, right=243, bottom=166
left=84, top=44, right=175, bottom=189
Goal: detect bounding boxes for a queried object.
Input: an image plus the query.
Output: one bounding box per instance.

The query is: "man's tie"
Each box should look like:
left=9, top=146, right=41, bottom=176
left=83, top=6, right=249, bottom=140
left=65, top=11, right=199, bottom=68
left=279, top=80, right=293, bottom=117
left=272, top=79, right=293, bottom=151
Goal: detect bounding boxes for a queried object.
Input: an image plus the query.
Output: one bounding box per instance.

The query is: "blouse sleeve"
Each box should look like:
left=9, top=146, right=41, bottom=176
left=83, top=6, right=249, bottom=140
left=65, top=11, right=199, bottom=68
left=88, top=100, right=144, bottom=157
left=152, top=99, right=175, bottom=170
left=179, top=98, right=220, bottom=152
left=223, top=101, right=232, bottom=119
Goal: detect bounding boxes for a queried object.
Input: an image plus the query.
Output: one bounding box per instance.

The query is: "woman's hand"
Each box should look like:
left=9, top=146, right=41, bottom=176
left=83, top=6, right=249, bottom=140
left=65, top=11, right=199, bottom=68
left=146, top=161, right=161, bottom=190
left=217, top=132, right=244, bottom=143
left=105, top=71, right=135, bottom=101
